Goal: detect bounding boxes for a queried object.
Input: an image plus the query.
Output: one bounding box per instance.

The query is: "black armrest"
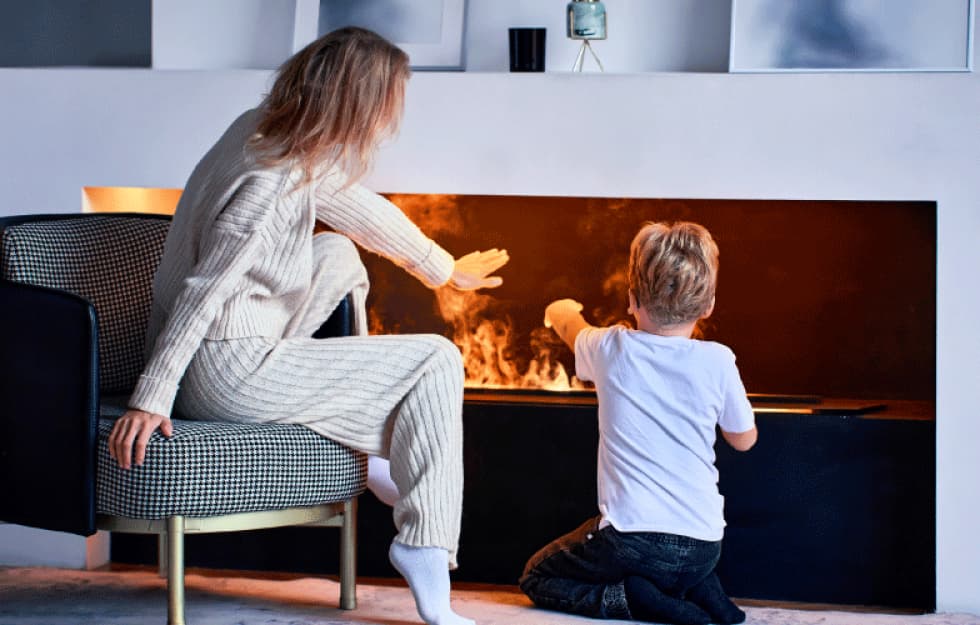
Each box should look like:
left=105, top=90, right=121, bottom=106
left=312, top=294, right=356, bottom=338
left=0, top=279, right=98, bottom=536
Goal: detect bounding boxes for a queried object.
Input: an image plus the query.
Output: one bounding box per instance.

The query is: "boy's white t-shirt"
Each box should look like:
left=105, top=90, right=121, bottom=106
left=575, top=324, right=755, bottom=542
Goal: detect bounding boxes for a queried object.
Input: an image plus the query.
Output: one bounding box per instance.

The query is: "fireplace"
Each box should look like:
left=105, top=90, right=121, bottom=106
left=366, top=194, right=936, bottom=403
left=107, top=192, right=936, bottom=609
left=85, top=189, right=937, bottom=402
left=355, top=193, right=936, bottom=609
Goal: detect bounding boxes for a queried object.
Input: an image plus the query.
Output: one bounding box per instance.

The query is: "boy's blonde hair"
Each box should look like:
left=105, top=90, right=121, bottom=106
left=628, top=221, right=719, bottom=326
left=250, top=26, right=410, bottom=185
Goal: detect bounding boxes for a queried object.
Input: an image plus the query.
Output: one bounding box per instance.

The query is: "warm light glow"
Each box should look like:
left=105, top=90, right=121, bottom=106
left=82, top=186, right=181, bottom=215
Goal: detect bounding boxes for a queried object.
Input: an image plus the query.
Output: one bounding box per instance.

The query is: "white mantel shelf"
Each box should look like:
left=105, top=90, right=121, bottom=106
left=2, top=66, right=953, bottom=201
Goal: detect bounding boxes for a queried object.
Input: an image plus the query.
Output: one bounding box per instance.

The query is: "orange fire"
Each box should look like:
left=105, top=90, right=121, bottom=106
left=380, top=194, right=598, bottom=391
left=434, top=287, right=589, bottom=391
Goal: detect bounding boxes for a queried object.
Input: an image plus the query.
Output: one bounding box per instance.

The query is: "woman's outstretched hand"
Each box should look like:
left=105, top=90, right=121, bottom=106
left=450, top=248, right=509, bottom=290
left=108, top=409, right=173, bottom=470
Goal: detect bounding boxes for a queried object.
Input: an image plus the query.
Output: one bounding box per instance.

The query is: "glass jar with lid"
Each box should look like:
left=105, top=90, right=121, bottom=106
left=567, top=0, right=607, bottom=40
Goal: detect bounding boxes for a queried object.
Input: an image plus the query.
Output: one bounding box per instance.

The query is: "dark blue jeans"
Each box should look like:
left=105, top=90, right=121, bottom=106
left=520, top=516, right=737, bottom=624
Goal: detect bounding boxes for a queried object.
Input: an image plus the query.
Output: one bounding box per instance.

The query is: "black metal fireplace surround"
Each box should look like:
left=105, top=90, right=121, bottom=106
left=113, top=197, right=936, bottom=610
left=112, top=391, right=934, bottom=609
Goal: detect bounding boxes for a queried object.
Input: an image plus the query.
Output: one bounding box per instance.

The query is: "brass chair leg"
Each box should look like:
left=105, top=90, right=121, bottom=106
left=166, top=516, right=186, bottom=625
left=339, top=498, right=357, bottom=610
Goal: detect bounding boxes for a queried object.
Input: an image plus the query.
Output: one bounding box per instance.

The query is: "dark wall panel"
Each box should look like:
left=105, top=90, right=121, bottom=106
left=0, top=1, right=150, bottom=67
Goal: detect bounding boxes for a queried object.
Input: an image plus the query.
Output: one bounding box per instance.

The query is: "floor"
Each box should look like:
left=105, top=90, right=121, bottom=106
left=1, top=565, right=978, bottom=625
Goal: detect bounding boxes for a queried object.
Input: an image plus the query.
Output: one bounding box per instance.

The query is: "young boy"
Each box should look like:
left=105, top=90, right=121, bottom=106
left=520, top=221, right=757, bottom=625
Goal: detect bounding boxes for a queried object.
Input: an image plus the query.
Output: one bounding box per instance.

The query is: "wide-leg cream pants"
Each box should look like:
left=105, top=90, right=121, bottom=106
left=174, top=233, right=465, bottom=566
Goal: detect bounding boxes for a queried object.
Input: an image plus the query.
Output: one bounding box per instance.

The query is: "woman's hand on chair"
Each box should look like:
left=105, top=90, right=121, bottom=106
left=450, top=249, right=509, bottom=291
left=108, top=409, right=173, bottom=470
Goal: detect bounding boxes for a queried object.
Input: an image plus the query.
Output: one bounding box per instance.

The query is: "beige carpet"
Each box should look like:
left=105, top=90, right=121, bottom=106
left=1, top=566, right=978, bottom=625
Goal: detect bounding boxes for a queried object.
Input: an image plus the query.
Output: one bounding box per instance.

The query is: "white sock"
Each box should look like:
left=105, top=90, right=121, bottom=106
left=367, top=456, right=399, bottom=507
left=389, top=542, right=475, bottom=625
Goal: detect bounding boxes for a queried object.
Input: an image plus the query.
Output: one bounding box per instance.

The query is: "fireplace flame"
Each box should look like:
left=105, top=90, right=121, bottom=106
left=435, top=288, right=588, bottom=391
left=381, top=193, right=595, bottom=391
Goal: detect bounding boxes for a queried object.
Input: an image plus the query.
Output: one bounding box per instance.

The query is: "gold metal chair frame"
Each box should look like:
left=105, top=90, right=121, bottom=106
left=97, top=499, right=357, bottom=625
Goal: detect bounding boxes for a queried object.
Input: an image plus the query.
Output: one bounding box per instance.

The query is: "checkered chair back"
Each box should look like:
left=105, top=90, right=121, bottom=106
left=0, top=214, right=170, bottom=394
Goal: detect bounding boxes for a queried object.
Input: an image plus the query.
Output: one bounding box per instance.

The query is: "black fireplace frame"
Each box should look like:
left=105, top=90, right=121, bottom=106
left=113, top=392, right=935, bottom=610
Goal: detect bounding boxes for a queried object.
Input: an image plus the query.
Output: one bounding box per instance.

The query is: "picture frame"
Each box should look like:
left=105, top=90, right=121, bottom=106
left=312, top=0, right=467, bottom=70
left=729, top=0, right=975, bottom=73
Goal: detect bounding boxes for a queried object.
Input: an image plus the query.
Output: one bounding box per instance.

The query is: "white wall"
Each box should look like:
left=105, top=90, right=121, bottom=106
left=0, top=526, right=108, bottom=570
left=0, top=2, right=978, bottom=616
left=152, top=0, right=298, bottom=69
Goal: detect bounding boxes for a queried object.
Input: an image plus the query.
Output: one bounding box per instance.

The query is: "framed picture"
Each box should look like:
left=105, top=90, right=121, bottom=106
left=315, top=0, right=467, bottom=70
left=730, top=0, right=975, bottom=72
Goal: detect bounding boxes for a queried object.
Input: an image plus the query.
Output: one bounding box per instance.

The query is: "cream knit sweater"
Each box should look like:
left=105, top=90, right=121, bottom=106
left=127, top=109, right=468, bottom=563
left=128, top=109, right=455, bottom=418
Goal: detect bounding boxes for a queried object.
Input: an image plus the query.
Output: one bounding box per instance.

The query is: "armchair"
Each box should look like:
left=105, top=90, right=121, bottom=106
left=0, top=213, right=367, bottom=625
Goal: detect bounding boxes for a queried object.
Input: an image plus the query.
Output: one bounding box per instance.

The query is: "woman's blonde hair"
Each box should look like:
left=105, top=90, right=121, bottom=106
left=250, top=26, right=410, bottom=185
left=628, top=221, right=719, bottom=326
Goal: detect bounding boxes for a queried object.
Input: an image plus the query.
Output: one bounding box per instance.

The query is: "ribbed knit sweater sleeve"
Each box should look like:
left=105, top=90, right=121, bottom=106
left=314, top=173, right=455, bottom=288
left=128, top=176, right=279, bottom=417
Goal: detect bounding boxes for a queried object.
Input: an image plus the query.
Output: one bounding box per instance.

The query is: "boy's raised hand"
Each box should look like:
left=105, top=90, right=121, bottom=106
left=544, top=298, right=584, bottom=328
left=544, top=299, right=589, bottom=350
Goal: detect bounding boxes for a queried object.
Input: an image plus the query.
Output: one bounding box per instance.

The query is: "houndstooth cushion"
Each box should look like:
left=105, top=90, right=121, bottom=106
left=0, top=216, right=169, bottom=394
left=96, top=412, right=367, bottom=519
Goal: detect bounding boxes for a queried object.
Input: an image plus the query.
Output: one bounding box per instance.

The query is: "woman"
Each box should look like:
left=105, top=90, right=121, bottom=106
left=108, top=27, right=506, bottom=625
